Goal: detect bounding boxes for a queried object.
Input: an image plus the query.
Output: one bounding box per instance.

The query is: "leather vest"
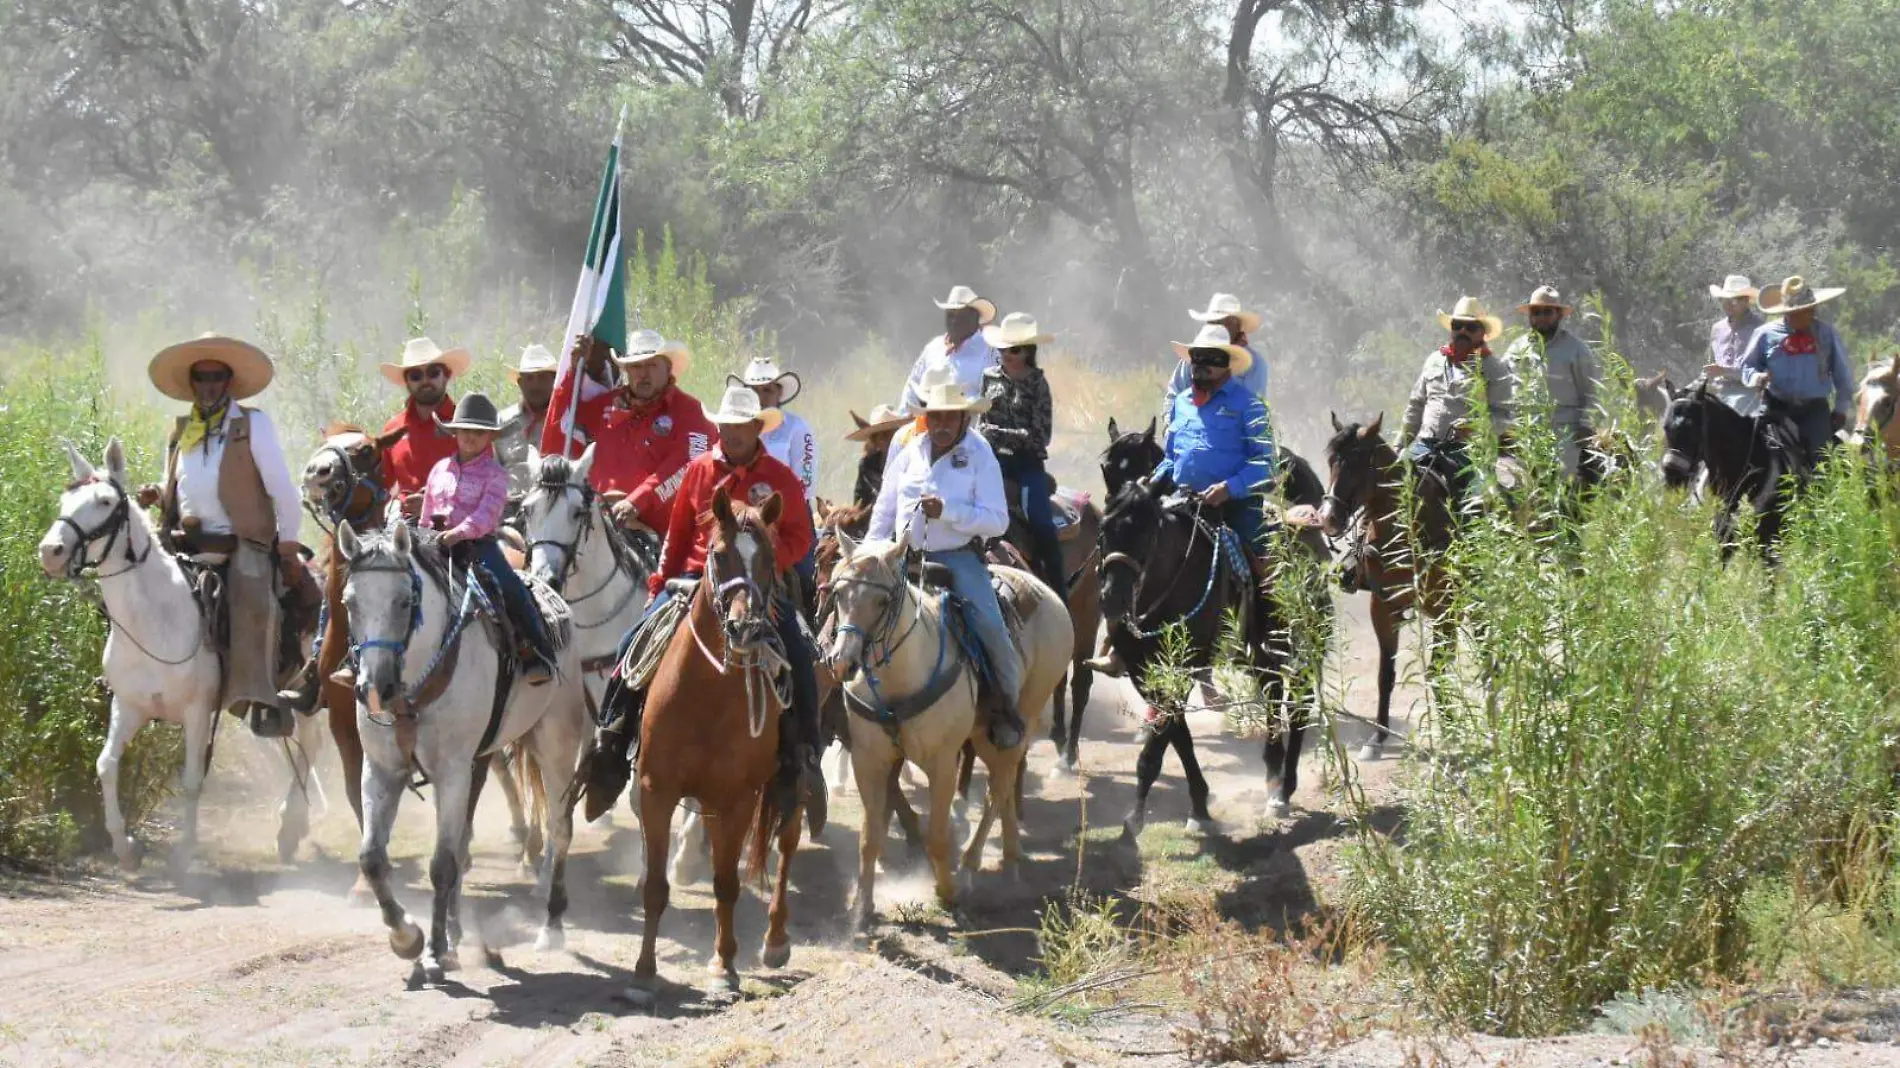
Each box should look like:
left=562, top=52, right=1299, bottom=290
left=162, top=405, right=276, bottom=545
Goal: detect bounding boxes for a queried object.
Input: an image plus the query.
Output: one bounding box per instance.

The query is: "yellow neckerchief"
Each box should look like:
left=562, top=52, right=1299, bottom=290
left=178, top=400, right=231, bottom=455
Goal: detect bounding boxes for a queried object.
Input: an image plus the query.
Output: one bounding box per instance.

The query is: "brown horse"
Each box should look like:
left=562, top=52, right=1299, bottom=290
left=627, top=488, right=802, bottom=1003
left=1002, top=487, right=1102, bottom=775
left=1852, top=354, right=1900, bottom=464
left=1315, top=413, right=1456, bottom=759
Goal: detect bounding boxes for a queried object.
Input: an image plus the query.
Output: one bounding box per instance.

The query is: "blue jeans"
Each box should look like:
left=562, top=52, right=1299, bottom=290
left=997, top=453, right=1066, bottom=596
left=1766, top=396, right=1834, bottom=466
left=1408, top=437, right=1474, bottom=502
left=1219, top=497, right=1264, bottom=556
left=926, top=547, right=1024, bottom=705
left=470, top=537, right=553, bottom=658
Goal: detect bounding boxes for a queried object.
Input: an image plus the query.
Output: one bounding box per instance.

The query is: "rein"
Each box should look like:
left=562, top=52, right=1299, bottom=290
left=54, top=476, right=204, bottom=665
left=525, top=478, right=648, bottom=628
left=684, top=523, right=790, bottom=740
left=347, top=552, right=479, bottom=725
left=1101, top=498, right=1226, bottom=641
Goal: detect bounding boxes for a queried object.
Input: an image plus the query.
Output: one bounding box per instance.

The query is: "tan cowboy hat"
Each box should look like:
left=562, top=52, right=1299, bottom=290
left=612, top=328, right=690, bottom=378
left=1758, top=275, right=1845, bottom=315
left=1188, top=292, right=1263, bottom=335
left=379, top=337, right=472, bottom=387
left=507, top=343, right=558, bottom=381
left=934, top=285, right=997, bottom=325
left=1435, top=296, right=1505, bottom=341
left=149, top=334, right=275, bottom=403
left=845, top=403, right=912, bottom=441
left=436, top=393, right=503, bottom=432
left=912, top=365, right=992, bottom=414
left=1516, top=285, right=1573, bottom=315
left=704, top=383, right=784, bottom=432
left=1709, top=274, right=1759, bottom=301
left=981, top=312, right=1054, bottom=350
left=728, top=356, right=801, bottom=404
left=1170, top=323, right=1254, bottom=377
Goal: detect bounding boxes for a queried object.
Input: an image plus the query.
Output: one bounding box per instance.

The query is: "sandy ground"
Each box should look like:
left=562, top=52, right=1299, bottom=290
left=4, top=599, right=1892, bottom=1067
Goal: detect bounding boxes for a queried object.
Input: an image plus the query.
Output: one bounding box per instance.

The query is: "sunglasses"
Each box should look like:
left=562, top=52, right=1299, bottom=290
left=1528, top=307, right=1561, bottom=317
left=1188, top=349, right=1231, bottom=368
left=404, top=364, right=449, bottom=384
left=189, top=368, right=232, bottom=384
left=1451, top=321, right=1486, bottom=334
left=1005, top=345, right=1036, bottom=355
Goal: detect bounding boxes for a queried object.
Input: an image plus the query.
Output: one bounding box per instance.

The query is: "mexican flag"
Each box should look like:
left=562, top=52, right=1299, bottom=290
left=541, top=125, right=629, bottom=458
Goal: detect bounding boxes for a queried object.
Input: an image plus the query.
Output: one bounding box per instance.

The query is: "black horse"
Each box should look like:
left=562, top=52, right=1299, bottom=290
left=1657, top=377, right=1806, bottom=555
left=1096, top=479, right=1306, bottom=837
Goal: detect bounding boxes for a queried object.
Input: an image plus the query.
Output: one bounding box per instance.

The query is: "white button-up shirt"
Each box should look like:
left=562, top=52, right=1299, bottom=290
left=899, top=333, right=998, bottom=413
left=175, top=407, right=303, bottom=542
left=763, top=409, right=819, bottom=496
left=868, top=428, right=1008, bottom=552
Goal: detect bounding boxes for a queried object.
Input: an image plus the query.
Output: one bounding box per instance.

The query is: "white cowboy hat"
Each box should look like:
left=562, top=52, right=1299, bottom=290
left=912, top=365, right=992, bottom=414
left=728, top=356, right=802, bottom=405
left=1435, top=297, right=1505, bottom=341
left=1758, top=275, right=1846, bottom=315
left=612, top=328, right=690, bottom=377
left=933, top=285, right=997, bottom=325
left=507, top=343, right=558, bottom=381
left=981, top=312, right=1054, bottom=350
left=845, top=403, right=912, bottom=441
left=1170, top=324, right=1254, bottom=377
left=703, top=383, right=785, bottom=432
left=436, top=393, right=503, bottom=432
left=1516, top=285, right=1573, bottom=315
left=379, top=337, right=472, bottom=387
left=149, top=334, right=276, bottom=403
left=1188, top=292, right=1263, bottom=335
left=1709, top=274, right=1759, bottom=301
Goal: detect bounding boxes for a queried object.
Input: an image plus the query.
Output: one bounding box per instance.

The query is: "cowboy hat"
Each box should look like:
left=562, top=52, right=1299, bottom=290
left=612, top=329, right=691, bottom=378
left=982, top=312, right=1054, bottom=350
left=148, top=334, right=275, bottom=403
left=1170, top=324, right=1254, bottom=377
left=845, top=403, right=912, bottom=441
left=436, top=392, right=503, bottom=432
left=912, top=365, right=992, bottom=414
left=728, top=356, right=801, bottom=405
left=1758, top=275, right=1846, bottom=315
left=934, top=285, right=997, bottom=325
left=1516, top=285, right=1573, bottom=315
left=1188, top=292, right=1263, bottom=335
left=379, top=337, right=472, bottom=387
left=1435, top=297, right=1505, bottom=341
left=703, top=383, right=785, bottom=432
left=1709, top=274, right=1759, bottom=301
left=507, top=343, right=558, bottom=381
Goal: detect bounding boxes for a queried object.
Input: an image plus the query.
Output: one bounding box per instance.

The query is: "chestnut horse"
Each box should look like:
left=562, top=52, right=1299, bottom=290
left=626, top=488, right=802, bottom=1003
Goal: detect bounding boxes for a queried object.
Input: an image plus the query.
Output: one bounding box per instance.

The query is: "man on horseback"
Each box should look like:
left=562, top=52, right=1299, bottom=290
left=870, top=367, right=1027, bottom=750
left=1739, top=275, right=1855, bottom=466
left=976, top=312, right=1067, bottom=599
left=846, top=404, right=911, bottom=508
left=497, top=343, right=558, bottom=497
left=1151, top=323, right=1277, bottom=570
left=899, top=285, right=999, bottom=413
left=1163, top=293, right=1268, bottom=412
left=575, top=331, right=715, bottom=535
left=1702, top=274, right=1766, bottom=416
left=140, top=335, right=319, bottom=738
left=733, top=356, right=821, bottom=611
left=1501, top=286, right=1599, bottom=477
left=379, top=338, right=471, bottom=507
left=1398, top=296, right=1511, bottom=505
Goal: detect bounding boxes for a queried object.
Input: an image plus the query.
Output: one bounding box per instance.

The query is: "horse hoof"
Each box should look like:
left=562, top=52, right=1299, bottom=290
left=618, top=984, right=658, bottom=1008
left=116, top=843, right=142, bottom=873
left=389, top=921, right=425, bottom=961
left=277, top=823, right=305, bottom=865
left=535, top=927, right=566, bottom=953
left=1262, top=799, right=1291, bottom=821
left=956, top=867, right=976, bottom=897
left=423, top=963, right=447, bottom=985
left=1062, top=753, right=1080, bottom=775
left=436, top=950, right=461, bottom=974
left=1356, top=743, right=1383, bottom=762
left=1120, top=816, right=1144, bottom=843
left=761, top=939, right=791, bottom=970
left=705, top=971, right=741, bottom=1003
left=1184, top=816, right=1217, bottom=836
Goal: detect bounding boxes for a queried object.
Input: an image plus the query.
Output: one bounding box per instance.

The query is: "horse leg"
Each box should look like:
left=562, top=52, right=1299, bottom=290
left=950, top=741, right=974, bottom=833
left=887, top=762, right=927, bottom=857
left=629, top=785, right=677, bottom=997
left=704, top=805, right=748, bottom=1001
left=523, top=713, right=579, bottom=952
left=1261, top=674, right=1299, bottom=820
left=1170, top=718, right=1214, bottom=833
left=276, top=710, right=326, bottom=863
left=671, top=804, right=710, bottom=887
left=329, top=687, right=376, bottom=905
left=1049, top=672, right=1069, bottom=768
left=97, top=697, right=147, bottom=872
left=850, top=742, right=898, bottom=933
left=1362, top=598, right=1400, bottom=761
left=1065, top=664, right=1092, bottom=772
left=171, top=698, right=213, bottom=875
left=762, top=789, right=801, bottom=970
left=925, top=747, right=962, bottom=911
left=359, top=761, right=422, bottom=960
left=423, top=763, right=475, bottom=980
left=1122, top=719, right=1170, bottom=842
left=491, top=747, right=535, bottom=877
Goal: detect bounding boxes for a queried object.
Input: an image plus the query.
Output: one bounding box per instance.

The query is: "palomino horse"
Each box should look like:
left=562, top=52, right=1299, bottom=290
left=39, top=439, right=325, bottom=871
left=1656, top=378, right=1804, bottom=555
left=1852, top=355, right=1900, bottom=465
left=627, top=489, right=803, bottom=1002
left=302, top=428, right=543, bottom=890
left=1316, top=414, right=1456, bottom=758
left=335, top=521, right=587, bottom=980
left=824, top=534, right=1072, bottom=928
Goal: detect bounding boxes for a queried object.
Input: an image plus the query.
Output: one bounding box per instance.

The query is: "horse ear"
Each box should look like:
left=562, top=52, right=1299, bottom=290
left=376, top=426, right=408, bottom=452
left=837, top=529, right=858, bottom=558
left=391, top=520, right=412, bottom=557
left=758, top=491, right=783, bottom=527
left=574, top=442, right=596, bottom=484
left=1889, top=353, right=1899, bottom=378
left=1106, top=416, right=1120, bottom=441
left=63, top=439, right=95, bottom=482
left=527, top=443, right=543, bottom=473
left=712, top=486, right=735, bottom=529
left=337, top=523, right=361, bottom=559
left=104, top=437, right=128, bottom=485
left=1330, top=411, right=1344, bottom=433
left=1366, top=412, right=1384, bottom=438
left=1143, top=417, right=1156, bottom=442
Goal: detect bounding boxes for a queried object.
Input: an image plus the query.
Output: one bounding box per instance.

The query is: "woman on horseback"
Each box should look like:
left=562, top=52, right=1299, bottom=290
left=977, top=313, right=1066, bottom=598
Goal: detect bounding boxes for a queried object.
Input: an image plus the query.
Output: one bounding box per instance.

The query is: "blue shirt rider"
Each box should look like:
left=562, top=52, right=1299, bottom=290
left=1162, top=292, right=1268, bottom=412
left=1737, top=275, right=1854, bottom=465
left=1152, top=323, right=1277, bottom=563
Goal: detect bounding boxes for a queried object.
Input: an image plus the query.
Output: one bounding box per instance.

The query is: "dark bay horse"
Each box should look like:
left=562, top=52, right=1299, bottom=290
left=1658, top=377, right=1806, bottom=555
left=1003, top=485, right=1102, bottom=774
left=628, top=488, right=802, bottom=1003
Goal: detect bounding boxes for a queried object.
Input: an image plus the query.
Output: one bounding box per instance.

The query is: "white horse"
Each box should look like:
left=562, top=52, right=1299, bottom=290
left=37, top=439, right=325, bottom=872
left=335, top=520, right=587, bottom=980
left=824, top=535, right=1073, bottom=930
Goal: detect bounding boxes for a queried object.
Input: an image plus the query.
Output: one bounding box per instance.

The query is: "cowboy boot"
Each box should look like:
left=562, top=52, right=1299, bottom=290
left=247, top=701, right=295, bottom=739
left=581, top=719, right=634, bottom=824
left=987, top=697, right=1026, bottom=751
left=277, top=666, right=322, bottom=715
left=519, top=639, right=553, bottom=685
left=802, top=743, right=827, bottom=837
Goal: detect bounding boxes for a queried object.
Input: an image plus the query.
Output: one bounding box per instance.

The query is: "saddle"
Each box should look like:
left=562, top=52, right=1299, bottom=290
left=1003, top=480, right=1089, bottom=543
left=908, top=559, right=1029, bottom=705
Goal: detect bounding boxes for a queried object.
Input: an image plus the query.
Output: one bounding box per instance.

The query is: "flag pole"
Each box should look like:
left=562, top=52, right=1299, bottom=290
left=561, top=106, right=628, bottom=459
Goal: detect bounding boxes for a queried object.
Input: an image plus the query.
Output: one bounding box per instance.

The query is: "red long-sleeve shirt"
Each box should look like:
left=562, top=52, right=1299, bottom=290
left=382, top=396, right=459, bottom=496
left=581, top=385, right=715, bottom=532
left=651, top=446, right=814, bottom=595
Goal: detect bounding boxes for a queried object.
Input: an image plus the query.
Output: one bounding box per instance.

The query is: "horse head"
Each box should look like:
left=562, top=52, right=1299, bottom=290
left=1096, top=478, right=1167, bottom=621
left=707, top=487, right=781, bottom=640
left=1852, top=354, right=1900, bottom=458
left=336, top=521, right=423, bottom=712
left=821, top=531, right=909, bottom=670
left=1317, top=412, right=1391, bottom=538
left=1101, top=416, right=1162, bottom=498
left=521, top=444, right=598, bottom=592
left=40, top=437, right=141, bottom=578
left=1658, top=379, right=1713, bottom=490
left=303, top=423, right=405, bottom=529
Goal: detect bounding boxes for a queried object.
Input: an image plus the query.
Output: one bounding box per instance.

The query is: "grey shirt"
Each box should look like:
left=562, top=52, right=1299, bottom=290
left=1401, top=348, right=1512, bottom=444
left=495, top=402, right=545, bottom=496
left=1501, top=327, right=1598, bottom=433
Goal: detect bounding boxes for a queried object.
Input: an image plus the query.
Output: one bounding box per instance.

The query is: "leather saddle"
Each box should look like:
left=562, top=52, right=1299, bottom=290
left=1002, top=480, right=1087, bottom=543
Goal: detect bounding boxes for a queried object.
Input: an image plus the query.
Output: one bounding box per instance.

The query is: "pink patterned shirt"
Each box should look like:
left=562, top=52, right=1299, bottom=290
left=422, top=448, right=509, bottom=541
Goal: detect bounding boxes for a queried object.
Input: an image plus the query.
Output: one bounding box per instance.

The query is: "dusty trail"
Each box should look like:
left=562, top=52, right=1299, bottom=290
left=1, top=599, right=1421, bottom=1067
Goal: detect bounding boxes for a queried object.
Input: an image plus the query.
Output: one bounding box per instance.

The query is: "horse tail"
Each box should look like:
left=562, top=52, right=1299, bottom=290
left=745, top=783, right=780, bottom=887
left=514, top=744, right=547, bottom=860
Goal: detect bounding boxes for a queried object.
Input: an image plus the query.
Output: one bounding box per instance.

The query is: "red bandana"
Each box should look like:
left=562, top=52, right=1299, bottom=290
left=1440, top=343, right=1491, bottom=364
left=1781, top=332, right=1817, bottom=355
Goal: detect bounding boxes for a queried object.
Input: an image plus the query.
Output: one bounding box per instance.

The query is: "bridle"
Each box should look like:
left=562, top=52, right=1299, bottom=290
left=1098, top=493, right=1224, bottom=641
left=524, top=474, right=650, bottom=633
left=343, top=551, right=434, bottom=723
left=827, top=559, right=923, bottom=674
left=54, top=476, right=149, bottom=580
left=689, top=518, right=790, bottom=738
left=307, top=439, right=389, bottom=534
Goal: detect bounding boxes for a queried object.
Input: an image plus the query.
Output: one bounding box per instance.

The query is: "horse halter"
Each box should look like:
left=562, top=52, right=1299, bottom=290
left=55, top=476, right=148, bottom=580
left=707, top=520, right=775, bottom=644
left=524, top=473, right=597, bottom=596
left=828, top=563, right=911, bottom=671
left=311, top=440, right=388, bottom=531
left=345, top=554, right=425, bottom=710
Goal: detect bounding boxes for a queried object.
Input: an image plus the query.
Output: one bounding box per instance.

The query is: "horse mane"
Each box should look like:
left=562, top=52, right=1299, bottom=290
left=536, top=453, right=575, bottom=488
left=321, top=420, right=366, bottom=439
left=352, top=524, right=452, bottom=590
left=1275, top=448, right=1325, bottom=506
